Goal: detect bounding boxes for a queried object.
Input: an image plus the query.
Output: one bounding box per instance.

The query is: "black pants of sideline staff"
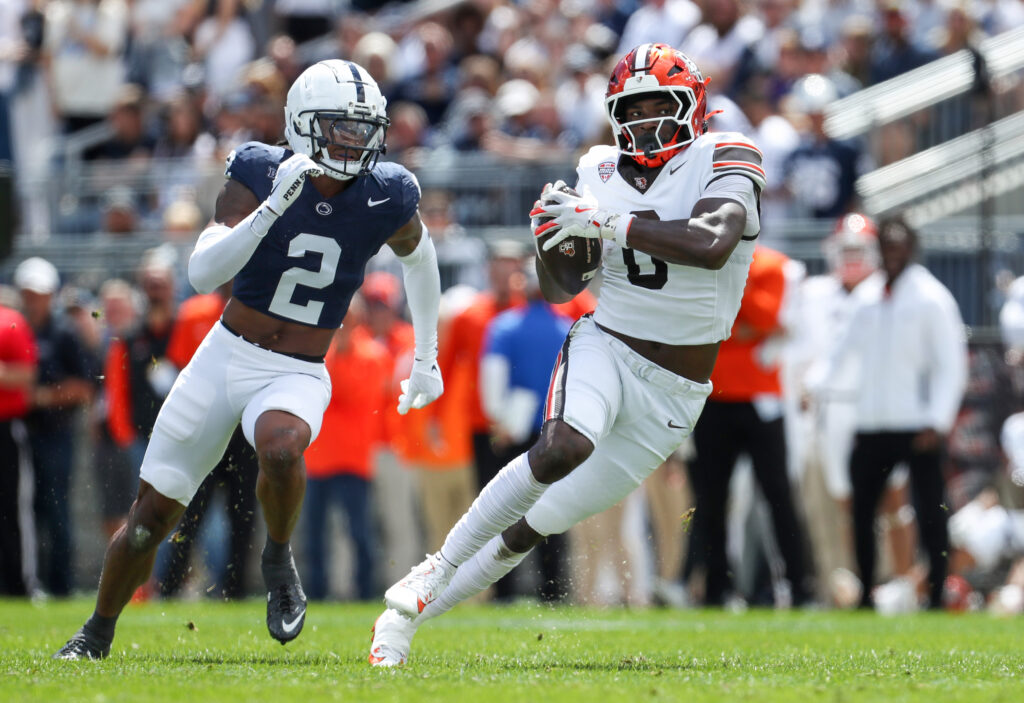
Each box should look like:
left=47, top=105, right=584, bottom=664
left=850, top=431, right=949, bottom=609
left=687, top=400, right=810, bottom=606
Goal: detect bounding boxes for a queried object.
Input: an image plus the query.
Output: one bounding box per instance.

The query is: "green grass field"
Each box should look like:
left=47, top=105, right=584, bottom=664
left=2, top=598, right=1022, bottom=702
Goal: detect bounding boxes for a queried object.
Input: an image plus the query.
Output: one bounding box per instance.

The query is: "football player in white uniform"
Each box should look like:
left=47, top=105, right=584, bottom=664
left=795, top=214, right=885, bottom=596
left=370, top=43, right=766, bottom=665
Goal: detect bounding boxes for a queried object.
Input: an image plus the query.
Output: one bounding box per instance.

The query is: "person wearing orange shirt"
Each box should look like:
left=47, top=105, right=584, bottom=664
left=361, top=272, right=422, bottom=584
left=389, top=285, right=479, bottom=554
left=303, top=296, right=391, bottom=600
left=0, top=304, right=37, bottom=595
left=686, top=246, right=811, bottom=607
left=156, top=282, right=260, bottom=601
left=438, top=240, right=528, bottom=494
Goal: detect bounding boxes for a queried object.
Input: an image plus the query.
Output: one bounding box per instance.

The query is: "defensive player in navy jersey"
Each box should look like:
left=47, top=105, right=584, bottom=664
left=54, top=60, right=444, bottom=660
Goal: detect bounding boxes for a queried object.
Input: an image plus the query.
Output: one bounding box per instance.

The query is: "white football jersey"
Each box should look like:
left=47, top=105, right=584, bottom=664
left=581, top=132, right=763, bottom=345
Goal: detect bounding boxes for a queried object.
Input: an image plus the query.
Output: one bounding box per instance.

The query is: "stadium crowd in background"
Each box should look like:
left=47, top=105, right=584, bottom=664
left=0, top=0, right=1023, bottom=618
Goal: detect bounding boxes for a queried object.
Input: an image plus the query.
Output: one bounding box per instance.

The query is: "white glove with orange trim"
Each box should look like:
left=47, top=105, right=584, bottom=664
left=530, top=182, right=634, bottom=251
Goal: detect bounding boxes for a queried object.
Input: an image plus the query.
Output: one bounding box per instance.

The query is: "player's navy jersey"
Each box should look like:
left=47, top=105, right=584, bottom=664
left=225, top=141, right=420, bottom=328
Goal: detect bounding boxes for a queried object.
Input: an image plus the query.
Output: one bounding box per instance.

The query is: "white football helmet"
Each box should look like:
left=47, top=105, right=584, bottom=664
left=284, top=60, right=389, bottom=180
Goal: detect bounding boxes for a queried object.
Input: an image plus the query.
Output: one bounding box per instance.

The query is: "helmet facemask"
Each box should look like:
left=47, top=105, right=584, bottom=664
left=604, top=44, right=708, bottom=169
left=291, top=109, right=388, bottom=180
left=284, top=60, right=390, bottom=181
left=608, top=89, right=697, bottom=166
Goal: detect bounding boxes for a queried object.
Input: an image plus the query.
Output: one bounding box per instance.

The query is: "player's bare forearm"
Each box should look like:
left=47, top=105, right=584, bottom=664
left=625, top=197, right=747, bottom=270
left=211, top=179, right=261, bottom=228
left=386, top=213, right=424, bottom=257
left=535, top=256, right=575, bottom=303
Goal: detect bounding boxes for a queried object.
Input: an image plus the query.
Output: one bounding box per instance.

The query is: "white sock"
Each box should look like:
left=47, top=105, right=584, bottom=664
left=439, top=452, right=546, bottom=566
left=421, top=535, right=529, bottom=620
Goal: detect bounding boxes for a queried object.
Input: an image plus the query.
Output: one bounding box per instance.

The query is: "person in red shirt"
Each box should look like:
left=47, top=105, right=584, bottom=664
left=303, top=295, right=391, bottom=600
left=686, top=246, right=811, bottom=607
left=0, top=304, right=37, bottom=595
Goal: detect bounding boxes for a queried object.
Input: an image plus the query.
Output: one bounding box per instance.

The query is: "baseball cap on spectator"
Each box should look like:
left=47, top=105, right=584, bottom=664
left=487, top=238, right=527, bottom=260
left=363, top=271, right=402, bottom=310
left=496, top=79, right=540, bottom=118
left=14, top=257, right=59, bottom=295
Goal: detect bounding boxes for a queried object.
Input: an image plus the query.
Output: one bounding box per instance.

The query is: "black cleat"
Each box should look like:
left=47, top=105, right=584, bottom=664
left=53, top=630, right=111, bottom=660
left=266, top=583, right=307, bottom=644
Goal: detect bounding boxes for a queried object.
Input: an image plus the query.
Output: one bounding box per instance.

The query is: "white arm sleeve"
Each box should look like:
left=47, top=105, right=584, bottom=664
left=397, top=226, right=441, bottom=359
left=188, top=206, right=277, bottom=294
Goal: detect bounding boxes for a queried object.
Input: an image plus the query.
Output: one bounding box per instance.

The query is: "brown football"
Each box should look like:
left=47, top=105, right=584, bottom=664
left=534, top=185, right=602, bottom=296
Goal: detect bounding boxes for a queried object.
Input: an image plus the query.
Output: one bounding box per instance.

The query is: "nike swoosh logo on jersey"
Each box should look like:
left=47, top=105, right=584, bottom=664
left=669, top=162, right=686, bottom=175
left=281, top=609, right=305, bottom=633
left=667, top=420, right=685, bottom=429
left=368, top=197, right=391, bottom=207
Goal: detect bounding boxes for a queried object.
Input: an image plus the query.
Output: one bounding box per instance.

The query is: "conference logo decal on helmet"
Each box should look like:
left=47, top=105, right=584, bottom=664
left=605, top=43, right=710, bottom=168
left=284, top=60, right=390, bottom=181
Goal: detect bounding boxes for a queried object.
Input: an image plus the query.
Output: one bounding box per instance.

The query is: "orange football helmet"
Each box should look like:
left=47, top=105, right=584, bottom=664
left=605, top=43, right=710, bottom=168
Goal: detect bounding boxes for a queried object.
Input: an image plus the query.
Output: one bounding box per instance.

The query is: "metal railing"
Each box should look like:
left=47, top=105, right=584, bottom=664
left=824, top=26, right=1024, bottom=142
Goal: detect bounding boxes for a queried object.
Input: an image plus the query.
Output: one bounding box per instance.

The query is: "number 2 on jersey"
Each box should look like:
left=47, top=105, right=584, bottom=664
left=622, top=210, right=668, bottom=290
left=268, top=233, right=340, bottom=325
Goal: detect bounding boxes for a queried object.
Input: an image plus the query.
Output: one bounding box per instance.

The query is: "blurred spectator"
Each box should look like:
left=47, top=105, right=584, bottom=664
left=782, top=73, right=867, bottom=219
left=265, top=34, right=302, bottom=87
left=835, top=14, right=874, bottom=88
left=681, top=0, right=764, bottom=91
left=302, top=297, right=390, bottom=601
left=153, top=93, right=204, bottom=159
left=158, top=283, right=259, bottom=600
left=83, top=84, right=156, bottom=162
left=798, top=26, right=861, bottom=98
left=437, top=239, right=525, bottom=496
left=820, top=217, right=968, bottom=609
left=645, top=449, right=693, bottom=607
left=392, top=22, right=459, bottom=127
left=351, top=31, right=398, bottom=101
left=44, top=0, right=130, bottom=132
left=797, top=0, right=873, bottom=47
left=554, top=44, right=608, bottom=149
left=385, top=101, right=431, bottom=168
left=687, top=246, right=811, bottom=607
left=905, top=0, right=951, bottom=53
left=479, top=261, right=572, bottom=602
left=444, top=88, right=496, bottom=152
left=869, top=4, right=938, bottom=85
left=735, top=76, right=798, bottom=243
left=362, top=271, right=420, bottom=586
left=100, top=186, right=142, bottom=235
left=730, top=0, right=796, bottom=97
left=273, top=0, right=335, bottom=44
left=615, top=0, right=700, bottom=57
left=419, top=189, right=488, bottom=292
left=191, top=0, right=255, bottom=99
left=394, top=284, right=478, bottom=554
left=89, top=278, right=139, bottom=538
left=793, top=214, right=881, bottom=602
left=947, top=487, right=1024, bottom=614
left=3, top=0, right=53, bottom=237
left=124, top=0, right=192, bottom=100
left=103, top=247, right=177, bottom=469
left=16, top=256, right=98, bottom=597
left=0, top=301, right=36, bottom=596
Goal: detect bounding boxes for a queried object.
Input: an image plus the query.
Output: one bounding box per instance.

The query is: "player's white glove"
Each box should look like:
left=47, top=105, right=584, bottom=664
left=531, top=183, right=634, bottom=251
left=397, top=355, right=444, bottom=415
left=265, top=153, right=324, bottom=215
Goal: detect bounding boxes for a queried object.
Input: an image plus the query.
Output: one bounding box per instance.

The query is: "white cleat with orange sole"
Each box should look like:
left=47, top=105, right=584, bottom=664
left=384, top=552, right=455, bottom=619
left=368, top=608, right=419, bottom=667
